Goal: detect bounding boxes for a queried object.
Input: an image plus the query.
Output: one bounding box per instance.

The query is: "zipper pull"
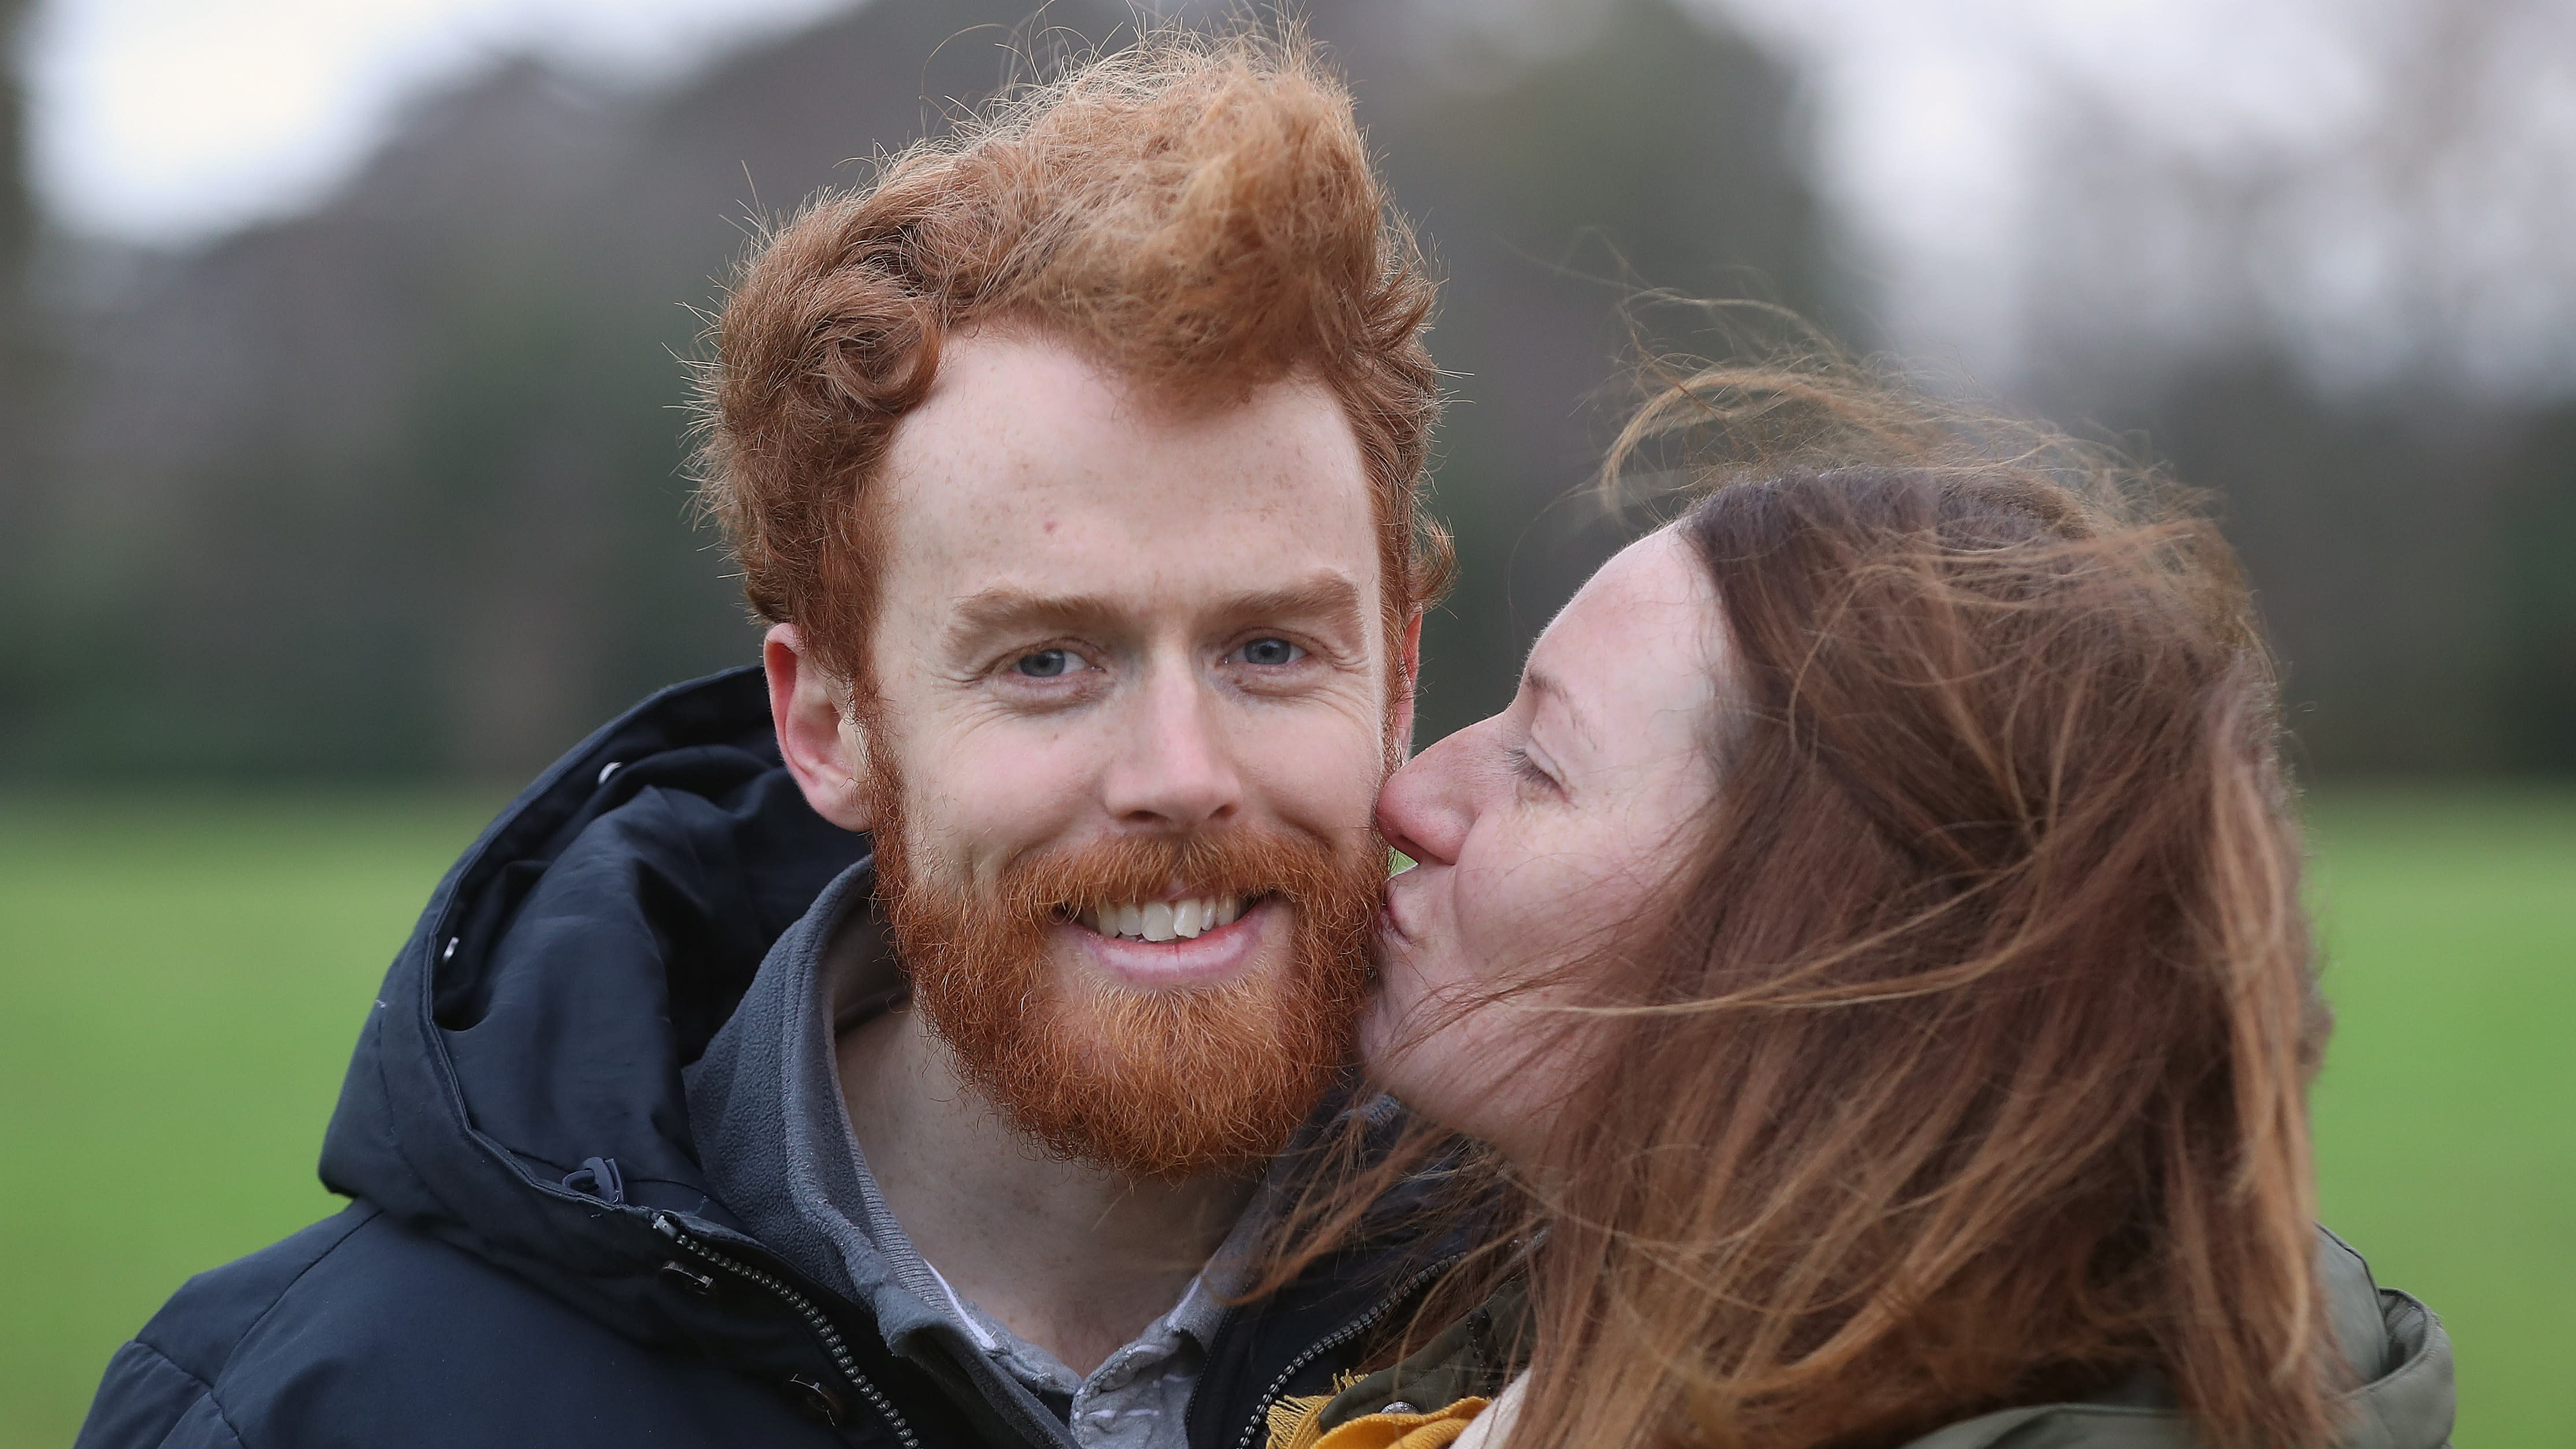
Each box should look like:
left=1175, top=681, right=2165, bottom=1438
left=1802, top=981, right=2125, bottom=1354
left=562, top=1156, right=626, bottom=1206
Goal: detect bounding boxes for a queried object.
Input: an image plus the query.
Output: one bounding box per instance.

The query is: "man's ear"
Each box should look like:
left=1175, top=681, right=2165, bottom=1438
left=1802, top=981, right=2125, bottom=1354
left=765, top=624, right=873, bottom=832
left=1390, top=609, right=1424, bottom=764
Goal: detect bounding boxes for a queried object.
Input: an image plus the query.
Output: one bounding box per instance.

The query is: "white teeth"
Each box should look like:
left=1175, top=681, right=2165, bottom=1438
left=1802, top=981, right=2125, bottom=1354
left=1085, top=895, right=1249, bottom=941
left=1140, top=901, right=1176, bottom=941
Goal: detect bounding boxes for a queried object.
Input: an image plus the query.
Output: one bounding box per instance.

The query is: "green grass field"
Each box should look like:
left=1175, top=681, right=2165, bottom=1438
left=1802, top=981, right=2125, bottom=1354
left=2, top=787, right=2567, bottom=1447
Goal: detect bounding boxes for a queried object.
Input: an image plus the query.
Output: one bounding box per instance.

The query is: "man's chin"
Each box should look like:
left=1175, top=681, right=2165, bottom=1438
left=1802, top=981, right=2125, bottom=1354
left=950, top=988, right=1356, bottom=1180
left=1058, top=895, right=1294, bottom=991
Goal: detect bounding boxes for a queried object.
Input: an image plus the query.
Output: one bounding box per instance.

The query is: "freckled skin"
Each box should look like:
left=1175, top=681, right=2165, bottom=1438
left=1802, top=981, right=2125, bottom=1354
left=761, top=329, right=1420, bottom=1374
left=854, top=334, right=1401, bottom=924
left=1367, top=530, right=1722, bottom=1167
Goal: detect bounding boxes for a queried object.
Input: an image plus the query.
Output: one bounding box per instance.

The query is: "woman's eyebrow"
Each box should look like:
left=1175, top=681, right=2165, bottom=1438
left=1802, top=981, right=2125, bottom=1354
left=1522, top=668, right=1600, bottom=751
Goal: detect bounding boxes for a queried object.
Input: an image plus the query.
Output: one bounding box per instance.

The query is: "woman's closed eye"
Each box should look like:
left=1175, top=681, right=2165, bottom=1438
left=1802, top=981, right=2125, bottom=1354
left=1503, top=742, right=1561, bottom=795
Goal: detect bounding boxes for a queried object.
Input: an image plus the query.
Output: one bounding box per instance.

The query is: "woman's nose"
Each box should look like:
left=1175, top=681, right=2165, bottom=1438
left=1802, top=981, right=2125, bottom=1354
left=1375, top=726, right=1476, bottom=867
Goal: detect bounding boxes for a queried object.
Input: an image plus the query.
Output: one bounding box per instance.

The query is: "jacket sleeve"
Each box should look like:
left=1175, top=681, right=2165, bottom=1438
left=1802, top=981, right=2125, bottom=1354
left=75, top=1339, right=247, bottom=1449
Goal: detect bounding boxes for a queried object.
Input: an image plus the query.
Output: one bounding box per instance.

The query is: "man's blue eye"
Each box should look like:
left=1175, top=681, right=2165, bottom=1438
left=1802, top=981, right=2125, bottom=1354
left=1239, top=638, right=1301, bottom=666
left=1016, top=649, right=1074, bottom=678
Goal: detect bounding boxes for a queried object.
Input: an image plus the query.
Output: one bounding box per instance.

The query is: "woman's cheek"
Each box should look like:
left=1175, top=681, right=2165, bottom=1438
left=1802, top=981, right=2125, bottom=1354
left=1364, top=917, right=1453, bottom=1066
left=1446, top=859, right=1512, bottom=973
left=1455, top=856, right=1565, bottom=988
left=1356, top=982, right=1402, bottom=1066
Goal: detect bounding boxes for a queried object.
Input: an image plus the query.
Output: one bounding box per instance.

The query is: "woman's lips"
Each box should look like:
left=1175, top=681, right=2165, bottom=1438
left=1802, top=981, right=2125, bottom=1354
left=1059, top=895, right=1282, bottom=987
left=1375, top=873, right=1420, bottom=947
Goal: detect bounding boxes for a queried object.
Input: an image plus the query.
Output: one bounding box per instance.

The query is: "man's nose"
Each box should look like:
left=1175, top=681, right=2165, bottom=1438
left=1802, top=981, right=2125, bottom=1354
left=1101, top=661, right=1243, bottom=832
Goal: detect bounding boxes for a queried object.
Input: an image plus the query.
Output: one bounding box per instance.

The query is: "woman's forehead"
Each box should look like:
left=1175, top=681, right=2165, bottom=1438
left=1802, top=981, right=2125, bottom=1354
left=1528, top=531, right=1723, bottom=756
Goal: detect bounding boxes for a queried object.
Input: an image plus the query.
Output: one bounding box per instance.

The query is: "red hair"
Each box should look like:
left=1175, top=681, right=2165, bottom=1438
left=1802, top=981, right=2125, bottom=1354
left=1269, top=336, right=2341, bottom=1449
left=691, top=26, right=1450, bottom=690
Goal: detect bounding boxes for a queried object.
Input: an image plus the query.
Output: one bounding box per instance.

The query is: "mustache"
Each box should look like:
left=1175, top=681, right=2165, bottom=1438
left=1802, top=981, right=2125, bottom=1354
left=985, top=825, right=1385, bottom=917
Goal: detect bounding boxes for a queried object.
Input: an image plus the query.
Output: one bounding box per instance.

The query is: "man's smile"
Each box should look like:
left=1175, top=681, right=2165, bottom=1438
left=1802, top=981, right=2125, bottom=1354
left=1058, top=896, right=1286, bottom=987
left=1078, top=893, right=1250, bottom=941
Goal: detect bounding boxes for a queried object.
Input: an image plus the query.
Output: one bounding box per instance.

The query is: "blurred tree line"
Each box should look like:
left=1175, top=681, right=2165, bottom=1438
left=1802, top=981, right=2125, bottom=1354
left=0, top=0, right=2567, bottom=782
left=1, top=0, right=39, bottom=576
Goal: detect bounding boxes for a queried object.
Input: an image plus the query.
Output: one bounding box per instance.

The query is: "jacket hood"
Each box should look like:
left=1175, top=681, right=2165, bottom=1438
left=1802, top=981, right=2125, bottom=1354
left=319, top=665, right=873, bottom=1342
left=312, top=666, right=1458, bottom=1449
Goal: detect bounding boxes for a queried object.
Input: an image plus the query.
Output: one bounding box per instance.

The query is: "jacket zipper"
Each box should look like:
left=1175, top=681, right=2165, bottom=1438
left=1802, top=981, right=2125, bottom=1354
left=654, top=1213, right=922, bottom=1449
left=1227, top=1254, right=1464, bottom=1449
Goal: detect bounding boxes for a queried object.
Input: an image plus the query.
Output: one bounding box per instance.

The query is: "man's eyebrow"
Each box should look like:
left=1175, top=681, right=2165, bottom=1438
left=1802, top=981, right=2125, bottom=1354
left=942, top=574, right=1369, bottom=648
left=945, top=589, right=1122, bottom=646
left=1523, top=667, right=1600, bottom=750
left=1214, top=575, right=1368, bottom=632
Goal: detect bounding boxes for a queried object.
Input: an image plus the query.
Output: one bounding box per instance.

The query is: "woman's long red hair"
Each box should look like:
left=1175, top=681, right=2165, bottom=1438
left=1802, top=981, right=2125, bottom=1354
left=1265, top=338, right=2340, bottom=1449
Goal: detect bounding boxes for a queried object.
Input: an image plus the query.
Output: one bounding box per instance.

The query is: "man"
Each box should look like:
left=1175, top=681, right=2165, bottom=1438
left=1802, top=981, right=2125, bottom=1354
left=79, top=30, right=1454, bottom=1449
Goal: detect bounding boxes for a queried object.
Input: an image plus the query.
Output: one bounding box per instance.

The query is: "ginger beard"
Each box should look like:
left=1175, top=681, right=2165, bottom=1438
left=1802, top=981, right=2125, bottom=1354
left=867, top=762, right=1385, bottom=1180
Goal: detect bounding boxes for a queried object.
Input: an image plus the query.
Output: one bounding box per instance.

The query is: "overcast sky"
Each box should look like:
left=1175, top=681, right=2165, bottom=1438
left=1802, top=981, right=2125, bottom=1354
left=21, top=0, right=853, bottom=241
left=22, top=0, right=2576, bottom=394
left=17, top=0, right=2314, bottom=247
left=1730, top=0, right=2576, bottom=397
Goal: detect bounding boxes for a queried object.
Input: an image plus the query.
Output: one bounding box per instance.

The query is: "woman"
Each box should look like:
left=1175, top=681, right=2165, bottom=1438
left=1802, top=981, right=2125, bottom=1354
left=1266, top=352, right=2453, bottom=1449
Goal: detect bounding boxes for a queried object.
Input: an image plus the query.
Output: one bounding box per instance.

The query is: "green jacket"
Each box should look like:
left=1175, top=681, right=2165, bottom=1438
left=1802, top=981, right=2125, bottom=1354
left=1300, top=1228, right=2452, bottom=1449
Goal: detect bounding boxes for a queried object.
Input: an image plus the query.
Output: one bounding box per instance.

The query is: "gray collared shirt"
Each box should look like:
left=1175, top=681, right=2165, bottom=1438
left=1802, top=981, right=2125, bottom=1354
left=844, top=1087, right=1257, bottom=1449
left=924, top=1251, right=1238, bottom=1449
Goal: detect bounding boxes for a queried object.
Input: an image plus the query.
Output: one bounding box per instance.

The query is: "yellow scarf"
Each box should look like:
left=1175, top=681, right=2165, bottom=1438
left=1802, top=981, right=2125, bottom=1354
left=1266, top=1392, right=1492, bottom=1449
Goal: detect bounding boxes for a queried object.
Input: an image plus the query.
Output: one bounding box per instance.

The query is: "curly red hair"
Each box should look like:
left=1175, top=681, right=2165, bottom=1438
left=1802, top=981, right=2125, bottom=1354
left=691, top=27, right=1450, bottom=691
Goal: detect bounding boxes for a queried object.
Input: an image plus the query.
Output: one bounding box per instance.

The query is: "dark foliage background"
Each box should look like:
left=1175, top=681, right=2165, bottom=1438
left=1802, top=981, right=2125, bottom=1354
left=1, top=0, right=2567, bottom=781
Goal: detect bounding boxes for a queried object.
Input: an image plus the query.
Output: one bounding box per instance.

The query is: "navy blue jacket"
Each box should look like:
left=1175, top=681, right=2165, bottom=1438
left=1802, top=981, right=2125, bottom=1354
left=77, top=668, right=1450, bottom=1449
